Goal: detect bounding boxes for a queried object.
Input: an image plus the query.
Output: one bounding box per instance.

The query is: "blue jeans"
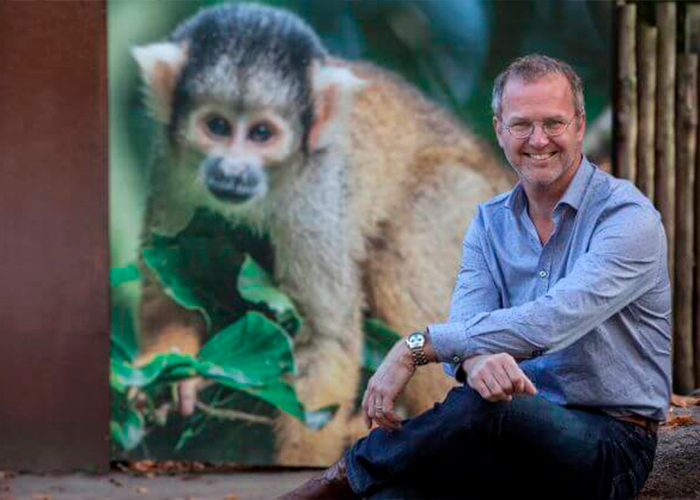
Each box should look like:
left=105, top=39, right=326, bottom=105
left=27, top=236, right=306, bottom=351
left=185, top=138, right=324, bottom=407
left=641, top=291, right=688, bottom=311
left=346, top=386, right=657, bottom=499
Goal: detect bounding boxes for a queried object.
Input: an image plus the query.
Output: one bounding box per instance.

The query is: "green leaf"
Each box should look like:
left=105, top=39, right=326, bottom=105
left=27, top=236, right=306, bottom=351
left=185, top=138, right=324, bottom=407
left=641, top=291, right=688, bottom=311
left=110, top=407, right=146, bottom=451
left=142, top=245, right=213, bottom=332
left=141, top=209, right=268, bottom=335
left=199, top=312, right=303, bottom=414
left=111, top=299, right=138, bottom=362
left=363, top=318, right=401, bottom=373
left=175, top=427, right=197, bottom=452
left=200, top=312, right=294, bottom=375
left=110, top=353, right=199, bottom=392
left=198, top=313, right=335, bottom=427
left=237, top=255, right=302, bottom=334
left=109, top=264, right=140, bottom=287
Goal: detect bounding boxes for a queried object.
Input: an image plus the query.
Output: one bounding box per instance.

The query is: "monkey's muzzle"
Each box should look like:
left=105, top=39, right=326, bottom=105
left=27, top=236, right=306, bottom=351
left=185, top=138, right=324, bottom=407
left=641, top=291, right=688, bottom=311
left=203, top=157, right=264, bottom=203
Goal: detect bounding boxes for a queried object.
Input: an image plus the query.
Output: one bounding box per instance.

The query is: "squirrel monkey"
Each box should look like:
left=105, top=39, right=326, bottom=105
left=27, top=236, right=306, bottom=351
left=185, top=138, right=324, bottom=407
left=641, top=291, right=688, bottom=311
left=132, top=3, right=512, bottom=465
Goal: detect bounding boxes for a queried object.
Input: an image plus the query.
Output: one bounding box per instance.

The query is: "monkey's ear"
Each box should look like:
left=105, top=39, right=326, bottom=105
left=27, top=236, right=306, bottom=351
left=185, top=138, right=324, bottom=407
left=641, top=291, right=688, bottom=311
left=132, top=42, right=188, bottom=123
left=308, top=63, right=366, bottom=152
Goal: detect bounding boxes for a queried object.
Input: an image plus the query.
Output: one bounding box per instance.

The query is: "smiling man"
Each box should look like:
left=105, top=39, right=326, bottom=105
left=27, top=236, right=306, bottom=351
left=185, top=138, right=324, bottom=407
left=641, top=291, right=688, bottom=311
left=279, top=55, right=671, bottom=500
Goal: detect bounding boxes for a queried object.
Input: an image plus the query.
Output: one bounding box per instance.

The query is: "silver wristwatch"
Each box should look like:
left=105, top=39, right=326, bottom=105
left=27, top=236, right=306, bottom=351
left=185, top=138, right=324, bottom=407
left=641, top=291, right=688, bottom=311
left=406, top=331, right=429, bottom=366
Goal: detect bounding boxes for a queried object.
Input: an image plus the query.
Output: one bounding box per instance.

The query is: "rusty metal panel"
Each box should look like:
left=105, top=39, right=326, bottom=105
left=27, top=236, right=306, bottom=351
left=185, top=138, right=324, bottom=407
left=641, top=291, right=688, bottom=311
left=0, top=0, right=109, bottom=471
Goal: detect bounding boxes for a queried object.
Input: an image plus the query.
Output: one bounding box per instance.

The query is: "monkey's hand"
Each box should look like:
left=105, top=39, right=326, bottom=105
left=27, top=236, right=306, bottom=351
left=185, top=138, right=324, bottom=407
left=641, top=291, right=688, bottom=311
left=361, top=340, right=416, bottom=431
left=133, top=353, right=203, bottom=417
left=462, top=353, right=537, bottom=403
left=175, top=377, right=203, bottom=416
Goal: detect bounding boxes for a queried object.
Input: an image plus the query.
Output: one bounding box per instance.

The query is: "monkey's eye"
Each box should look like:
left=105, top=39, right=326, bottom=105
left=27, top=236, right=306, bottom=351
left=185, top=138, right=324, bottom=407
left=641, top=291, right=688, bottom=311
left=248, top=122, right=275, bottom=143
left=205, top=115, right=232, bottom=138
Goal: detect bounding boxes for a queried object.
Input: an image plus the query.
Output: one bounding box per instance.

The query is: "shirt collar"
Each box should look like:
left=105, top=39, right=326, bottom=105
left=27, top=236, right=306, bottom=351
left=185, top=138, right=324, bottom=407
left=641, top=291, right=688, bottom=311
left=504, top=183, right=526, bottom=213
left=555, top=156, right=594, bottom=212
left=504, top=156, right=594, bottom=214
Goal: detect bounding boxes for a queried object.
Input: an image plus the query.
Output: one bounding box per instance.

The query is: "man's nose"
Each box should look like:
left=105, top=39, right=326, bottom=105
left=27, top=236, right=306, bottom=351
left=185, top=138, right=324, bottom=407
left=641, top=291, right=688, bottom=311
left=528, top=125, right=550, bottom=147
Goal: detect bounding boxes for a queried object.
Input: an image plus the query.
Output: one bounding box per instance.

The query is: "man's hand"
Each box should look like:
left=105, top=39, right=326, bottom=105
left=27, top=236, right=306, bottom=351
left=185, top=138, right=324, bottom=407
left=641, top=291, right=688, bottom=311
left=361, top=340, right=416, bottom=431
left=463, top=353, right=537, bottom=402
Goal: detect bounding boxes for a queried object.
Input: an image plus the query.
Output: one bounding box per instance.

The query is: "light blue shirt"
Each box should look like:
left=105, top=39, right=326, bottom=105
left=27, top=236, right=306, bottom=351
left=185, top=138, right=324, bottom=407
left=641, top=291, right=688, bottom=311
left=430, top=158, right=672, bottom=421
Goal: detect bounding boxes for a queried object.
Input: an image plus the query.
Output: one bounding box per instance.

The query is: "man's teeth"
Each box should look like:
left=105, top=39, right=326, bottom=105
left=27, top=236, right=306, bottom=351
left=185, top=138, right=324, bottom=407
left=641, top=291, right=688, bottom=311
left=529, top=152, right=555, bottom=160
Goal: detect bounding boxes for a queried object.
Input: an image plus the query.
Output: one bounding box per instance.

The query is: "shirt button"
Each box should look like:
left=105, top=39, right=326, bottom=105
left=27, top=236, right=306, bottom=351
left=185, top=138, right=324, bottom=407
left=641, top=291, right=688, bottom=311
left=453, top=355, right=461, bottom=363
left=538, top=270, right=548, bottom=278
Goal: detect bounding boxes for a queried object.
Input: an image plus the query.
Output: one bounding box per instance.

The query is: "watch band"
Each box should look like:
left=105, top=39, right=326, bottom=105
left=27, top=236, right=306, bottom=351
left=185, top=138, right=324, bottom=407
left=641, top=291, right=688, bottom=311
left=406, top=330, right=429, bottom=366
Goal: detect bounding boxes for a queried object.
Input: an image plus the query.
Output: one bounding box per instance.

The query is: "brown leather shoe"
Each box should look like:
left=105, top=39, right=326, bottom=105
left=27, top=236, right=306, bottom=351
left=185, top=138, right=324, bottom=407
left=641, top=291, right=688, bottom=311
left=276, top=456, right=358, bottom=500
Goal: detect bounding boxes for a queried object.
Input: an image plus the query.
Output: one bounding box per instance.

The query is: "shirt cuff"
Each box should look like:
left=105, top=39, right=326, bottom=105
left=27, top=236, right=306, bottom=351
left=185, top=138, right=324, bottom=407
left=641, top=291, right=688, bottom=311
left=430, top=321, right=470, bottom=365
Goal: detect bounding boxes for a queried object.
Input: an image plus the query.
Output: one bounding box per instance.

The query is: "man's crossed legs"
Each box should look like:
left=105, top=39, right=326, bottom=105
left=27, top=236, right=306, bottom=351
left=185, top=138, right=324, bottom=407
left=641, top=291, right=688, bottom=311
left=282, top=386, right=657, bottom=499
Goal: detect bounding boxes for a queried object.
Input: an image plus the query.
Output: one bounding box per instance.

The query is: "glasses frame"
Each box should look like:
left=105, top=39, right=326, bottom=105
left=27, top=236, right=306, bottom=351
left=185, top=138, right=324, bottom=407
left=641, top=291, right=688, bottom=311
left=503, top=113, right=579, bottom=139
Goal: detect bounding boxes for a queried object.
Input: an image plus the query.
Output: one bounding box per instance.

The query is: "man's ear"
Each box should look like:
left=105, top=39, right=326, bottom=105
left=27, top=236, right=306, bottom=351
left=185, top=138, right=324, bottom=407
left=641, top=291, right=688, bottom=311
left=307, top=62, right=366, bottom=152
left=575, top=112, right=586, bottom=141
left=132, top=42, right=188, bottom=124
left=493, top=116, right=505, bottom=149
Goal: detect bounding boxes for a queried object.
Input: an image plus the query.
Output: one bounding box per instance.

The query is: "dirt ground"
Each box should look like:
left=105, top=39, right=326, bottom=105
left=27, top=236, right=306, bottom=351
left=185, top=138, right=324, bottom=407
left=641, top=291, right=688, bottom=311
left=1, top=404, right=698, bottom=500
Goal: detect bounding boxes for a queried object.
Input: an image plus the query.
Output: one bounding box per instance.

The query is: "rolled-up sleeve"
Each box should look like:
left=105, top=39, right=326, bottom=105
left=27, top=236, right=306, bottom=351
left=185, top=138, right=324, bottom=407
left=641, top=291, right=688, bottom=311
left=431, top=202, right=664, bottom=364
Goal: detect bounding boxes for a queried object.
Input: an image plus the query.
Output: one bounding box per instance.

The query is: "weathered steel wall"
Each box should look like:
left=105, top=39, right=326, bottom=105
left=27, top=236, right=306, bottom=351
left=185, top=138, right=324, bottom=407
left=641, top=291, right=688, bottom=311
left=0, top=0, right=109, bottom=471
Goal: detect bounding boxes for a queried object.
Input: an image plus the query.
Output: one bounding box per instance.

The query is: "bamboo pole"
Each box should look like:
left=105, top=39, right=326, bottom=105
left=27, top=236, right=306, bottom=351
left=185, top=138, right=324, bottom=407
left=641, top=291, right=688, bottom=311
left=637, top=24, right=657, bottom=202
left=674, top=54, right=697, bottom=395
left=616, top=4, right=637, bottom=181
left=655, top=3, right=676, bottom=283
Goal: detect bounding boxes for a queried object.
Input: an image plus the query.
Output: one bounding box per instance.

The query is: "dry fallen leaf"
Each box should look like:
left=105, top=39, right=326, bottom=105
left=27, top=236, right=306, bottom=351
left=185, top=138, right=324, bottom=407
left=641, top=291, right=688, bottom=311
left=133, top=460, right=156, bottom=472
left=664, top=414, right=699, bottom=428
left=224, top=494, right=238, bottom=500
left=31, top=494, right=51, bottom=500
left=671, top=393, right=700, bottom=408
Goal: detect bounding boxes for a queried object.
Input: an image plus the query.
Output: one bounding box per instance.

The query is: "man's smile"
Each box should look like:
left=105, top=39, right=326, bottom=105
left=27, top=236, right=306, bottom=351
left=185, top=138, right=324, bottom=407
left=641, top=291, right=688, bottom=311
left=524, top=151, right=558, bottom=162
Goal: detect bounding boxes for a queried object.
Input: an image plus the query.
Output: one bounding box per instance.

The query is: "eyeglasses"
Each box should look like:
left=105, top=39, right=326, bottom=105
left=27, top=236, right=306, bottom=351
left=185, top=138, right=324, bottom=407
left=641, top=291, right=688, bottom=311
left=503, top=114, right=578, bottom=139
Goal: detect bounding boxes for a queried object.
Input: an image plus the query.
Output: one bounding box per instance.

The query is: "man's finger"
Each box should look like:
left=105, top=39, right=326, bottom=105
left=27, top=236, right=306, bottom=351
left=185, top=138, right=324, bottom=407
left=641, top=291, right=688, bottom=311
left=380, top=399, right=402, bottom=430
left=523, top=375, right=537, bottom=395
left=482, top=373, right=506, bottom=400
left=503, top=362, right=526, bottom=394
left=363, top=399, right=372, bottom=428
left=471, top=378, right=491, bottom=400
left=492, top=366, right=514, bottom=395
left=372, top=395, right=392, bottom=430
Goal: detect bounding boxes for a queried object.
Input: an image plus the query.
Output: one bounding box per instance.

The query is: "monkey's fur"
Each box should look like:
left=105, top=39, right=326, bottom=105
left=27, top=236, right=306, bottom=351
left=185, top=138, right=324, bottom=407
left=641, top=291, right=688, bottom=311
left=133, top=3, right=512, bottom=466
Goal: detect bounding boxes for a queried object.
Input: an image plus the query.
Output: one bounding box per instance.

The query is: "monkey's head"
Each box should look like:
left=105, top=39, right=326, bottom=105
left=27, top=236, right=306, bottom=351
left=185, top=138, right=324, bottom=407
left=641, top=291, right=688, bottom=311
left=133, top=3, right=364, bottom=212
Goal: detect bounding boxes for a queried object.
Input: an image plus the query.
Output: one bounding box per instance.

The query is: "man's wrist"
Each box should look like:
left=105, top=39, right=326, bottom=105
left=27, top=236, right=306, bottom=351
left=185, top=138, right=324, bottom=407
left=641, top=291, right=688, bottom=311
left=405, top=328, right=438, bottom=367
left=423, top=329, right=437, bottom=363
left=461, top=354, right=485, bottom=375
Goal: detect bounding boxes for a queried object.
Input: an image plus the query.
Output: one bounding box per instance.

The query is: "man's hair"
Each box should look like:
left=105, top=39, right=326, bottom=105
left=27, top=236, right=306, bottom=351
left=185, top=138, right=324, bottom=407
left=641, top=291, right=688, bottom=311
left=491, top=54, right=585, bottom=118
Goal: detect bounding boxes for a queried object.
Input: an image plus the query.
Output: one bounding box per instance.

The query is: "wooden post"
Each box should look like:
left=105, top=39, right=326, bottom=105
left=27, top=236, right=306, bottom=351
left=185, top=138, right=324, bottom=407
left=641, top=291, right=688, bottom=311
left=689, top=4, right=700, bottom=389
left=674, top=54, right=697, bottom=395
left=655, top=3, right=676, bottom=283
left=684, top=4, right=700, bottom=53
left=637, top=24, right=657, bottom=202
left=617, top=3, right=637, bottom=181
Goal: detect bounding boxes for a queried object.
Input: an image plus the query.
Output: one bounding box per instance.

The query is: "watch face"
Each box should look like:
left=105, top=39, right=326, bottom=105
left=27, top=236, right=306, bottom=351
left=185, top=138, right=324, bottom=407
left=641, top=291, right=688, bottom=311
left=407, top=333, right=425, bottom=348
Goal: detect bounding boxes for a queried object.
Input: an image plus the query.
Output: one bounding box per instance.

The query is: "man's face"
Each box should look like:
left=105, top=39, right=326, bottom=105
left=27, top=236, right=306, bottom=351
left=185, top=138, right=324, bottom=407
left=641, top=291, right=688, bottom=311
left=494, top=73, right=585, bottom=193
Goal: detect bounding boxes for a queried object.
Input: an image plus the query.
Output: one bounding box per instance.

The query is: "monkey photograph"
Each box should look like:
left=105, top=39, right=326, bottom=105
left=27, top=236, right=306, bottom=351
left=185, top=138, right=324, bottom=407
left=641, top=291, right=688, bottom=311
left=109, top=0, right=612, bottom=465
